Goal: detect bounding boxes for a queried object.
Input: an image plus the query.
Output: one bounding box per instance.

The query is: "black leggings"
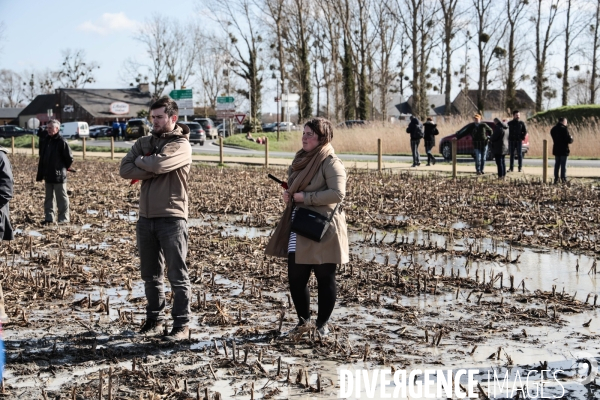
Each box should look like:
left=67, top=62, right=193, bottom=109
left=287, top=253, right=337, bottom=327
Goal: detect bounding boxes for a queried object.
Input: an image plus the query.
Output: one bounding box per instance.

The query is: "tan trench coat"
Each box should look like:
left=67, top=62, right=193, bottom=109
left=292, top=154, right=349, bottom=265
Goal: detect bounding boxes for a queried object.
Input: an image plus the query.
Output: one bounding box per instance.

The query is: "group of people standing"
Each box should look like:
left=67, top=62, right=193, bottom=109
left=407, top=110, right=574, bottom=183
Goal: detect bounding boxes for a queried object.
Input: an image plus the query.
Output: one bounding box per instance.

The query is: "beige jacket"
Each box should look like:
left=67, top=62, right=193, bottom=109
left=293, top=154, right=349, bottom=265
left=119, top=123, right=193, bottom=219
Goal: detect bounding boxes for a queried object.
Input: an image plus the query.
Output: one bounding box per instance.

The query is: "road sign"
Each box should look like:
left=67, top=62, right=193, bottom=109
left=216, top=110, right=236, bottom=119
left=179, top=109, right=193, bottom=116
left=281, top=93, right=300, bottom=102
left=235, top=114, right=246, bottom=124
left=169, top=89, right=193, bottom=100
left=175, top=99, right=194, bottom=109
left=217, top=96, right=235, bottom=104
left=27, top=118, right=40, bottom=130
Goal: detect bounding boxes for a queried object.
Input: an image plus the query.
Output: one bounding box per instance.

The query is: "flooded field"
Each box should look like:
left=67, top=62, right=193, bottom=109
left=1, top=156, right=599, bottom=399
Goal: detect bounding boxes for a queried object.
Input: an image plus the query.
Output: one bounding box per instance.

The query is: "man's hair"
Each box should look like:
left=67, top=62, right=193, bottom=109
left=150, top=96, right=179, bottom=117
left=558, top=117, right=566, bottom=123
left=513, top=110, right=520, bottom=115
left=47, top=120, right=60, bottom=129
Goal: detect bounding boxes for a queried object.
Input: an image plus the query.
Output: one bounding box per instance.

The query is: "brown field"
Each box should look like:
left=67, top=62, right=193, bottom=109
left=285, top=117, right=600, bottom=158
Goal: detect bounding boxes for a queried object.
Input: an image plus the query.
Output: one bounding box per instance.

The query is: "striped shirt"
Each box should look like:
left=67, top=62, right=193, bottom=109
left=288, top=208, right=297, bottom=253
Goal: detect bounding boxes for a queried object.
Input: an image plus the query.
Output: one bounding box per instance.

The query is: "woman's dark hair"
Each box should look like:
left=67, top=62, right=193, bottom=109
left=304, top=117, right=333, bottom=144
left=151, top=96, right=179, bottom=117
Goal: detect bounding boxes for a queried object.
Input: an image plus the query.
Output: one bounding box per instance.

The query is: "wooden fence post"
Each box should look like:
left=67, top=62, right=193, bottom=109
left=11, top=137, right=14, bottom=155
left=265, top=137, right=269, bottom=168
left=377, top=138, right=382, bottom=172
left=452, top=140, right=457, bottom=179
left=542, top=139, right=548, bottom=184
left=31, top=135, right=35, bottom=156
left=111, top=137, right=114, bottom=160
left=219, top=137, right=224, bottom=165
left=82, top=137, right=86, bottom=160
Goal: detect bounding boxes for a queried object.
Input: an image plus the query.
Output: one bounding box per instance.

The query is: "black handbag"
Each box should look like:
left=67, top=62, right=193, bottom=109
left=291, top=203, right=340, bottom=242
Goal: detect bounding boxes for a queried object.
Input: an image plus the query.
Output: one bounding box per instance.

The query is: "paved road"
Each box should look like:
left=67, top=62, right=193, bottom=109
left=91, top=139, right=600, bottom=168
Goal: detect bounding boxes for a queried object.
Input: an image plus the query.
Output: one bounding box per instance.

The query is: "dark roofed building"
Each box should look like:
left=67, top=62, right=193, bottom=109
left=395, top=94, right=451, bottom=117
left=0, top=107, right=23, bottom=125
left=18, top=94, right=57, bottom=127
left=56, top=84, right=152, bottom=125
left=452, top=89, right=535, bottom=118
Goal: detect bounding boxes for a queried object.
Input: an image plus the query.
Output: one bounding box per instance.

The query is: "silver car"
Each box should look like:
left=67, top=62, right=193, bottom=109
left=194, top=118, right=218, bottom=139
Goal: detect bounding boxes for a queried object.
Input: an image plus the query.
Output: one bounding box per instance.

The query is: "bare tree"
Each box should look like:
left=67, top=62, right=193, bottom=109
left=202, top=0, right=264, bottom=124
left=0, top=69, right=25, bottom=107
left=504, top=0, right=528, bottom=112
left=590, top=0, right=600, bottom=103
left=261, top=0, right=288, bottom=120
left=531, top=0, right=560, bottom=112
left=473, top=0, right=506, bottom=112
left=373, top=0, right=400, bottom=121
left=21, top=69, right=58, bottom=102
left=560, top=0, right=587, bottom=105
left=439, top=0, right=465, bottom=115
left=134, top=15, right=171, bottom=99
left=196, top=35, right=230, bottom=110
left=56, top=49, right=100, bottom=89
left=317, top=1, right=343, bottom=120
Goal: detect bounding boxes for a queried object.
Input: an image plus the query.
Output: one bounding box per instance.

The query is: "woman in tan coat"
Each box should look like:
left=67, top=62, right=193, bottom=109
left=266, top=118, right=348, bottom=337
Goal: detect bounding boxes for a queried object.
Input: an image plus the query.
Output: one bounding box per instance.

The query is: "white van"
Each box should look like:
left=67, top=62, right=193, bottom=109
left=60, top=122, right=90, bottom=139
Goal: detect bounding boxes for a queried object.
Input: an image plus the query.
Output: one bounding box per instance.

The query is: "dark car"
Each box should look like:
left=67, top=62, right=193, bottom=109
left=262, top=122, right=298, bottom=132
left=194, top=118, right=217, bottom=139
left=337, top=120, right=368, bottom=129
left=0, top=125, right=32, bottom=138
left=178, top=121, right=205, bottom=145
left=89, top=126, right=112, bottom=139
left=125, top=118, right=152, bottom=140
left=438, top=121, right=530, bottom=161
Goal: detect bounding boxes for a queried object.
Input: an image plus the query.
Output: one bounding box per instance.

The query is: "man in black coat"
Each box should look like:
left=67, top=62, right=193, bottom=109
left=36, top=120, right=74, bottom=224
left=550, top=117, right=573, bottom=184
left=423, top=117, right=439, bottom=166
left=406, top=116, right=423, bottom=167
left=0, top=147, right=14, bottom=241
left=507, top=110, right=527, bottom=172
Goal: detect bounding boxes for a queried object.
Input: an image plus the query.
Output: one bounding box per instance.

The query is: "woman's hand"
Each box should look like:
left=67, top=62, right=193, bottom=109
left=282, top=190, right=290, bottom=203
left=292, top=192, right=304, bottom=203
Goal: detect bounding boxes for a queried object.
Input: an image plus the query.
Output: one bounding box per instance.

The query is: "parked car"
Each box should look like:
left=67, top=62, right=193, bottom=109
left=89, top=125, right=112, bottom=139
left=438, top=120, right=530, bottom=161
left=177, top=121, right=205, bottom=146
left=337, top=120, right=368, bottom=129
left=125, top=118, right=152, bottom=140
left=194, top=118, right=218, bottom=139
left=60, top=121, right=90, bottom=139
left=216, top=123, right=231, bottom=137
left=263, top=122, right=298, bottom=132
left=0, top=125, right=32, bottom=138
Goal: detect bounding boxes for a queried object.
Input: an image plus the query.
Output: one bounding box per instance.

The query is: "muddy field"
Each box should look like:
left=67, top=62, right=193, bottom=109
left=1, top=155, right=599, bottom=399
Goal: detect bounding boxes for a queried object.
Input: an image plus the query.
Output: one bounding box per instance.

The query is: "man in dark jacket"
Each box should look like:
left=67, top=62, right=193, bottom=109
left=0, top=147, right=14, bottom=241
left=406, top=116, right=423, bottom=167
left=423, top=117, right=438, bottom=166
left=507, top=110, right=527, bottom=172
left=550, top=117, right=573, bottom=184
left=456, top=114, right=492, bottom=175
left=489, top=118, right=509, bottom=178
left=36, top=119, right=74, bottom=224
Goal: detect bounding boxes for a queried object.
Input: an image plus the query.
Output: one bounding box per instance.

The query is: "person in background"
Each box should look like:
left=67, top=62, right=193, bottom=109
left=550, top=117, right=573, bottom=184
left=455, top=114, right=492, bottom=175
left=120, top=120, right=127, bottom=141
left=112, top=119, right=121, bottom=141
left=423, top=117, right=439, bottom=166
left=119, top=96, right=193, bottom=341
left=489, top=118, right=509, bottom=179
left=406, top=116, right=424, bottom=167
left=266, top=117, right=348, bottom=338
left=0, top=143, right=14, bottom=241
left=36, top=119, right=73, bottom=224
left=507, top=110, right=527, bottom=172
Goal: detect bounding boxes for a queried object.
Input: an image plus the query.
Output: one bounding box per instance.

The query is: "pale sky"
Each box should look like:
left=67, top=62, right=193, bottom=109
left=0, top=0, right=200, bottom=89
